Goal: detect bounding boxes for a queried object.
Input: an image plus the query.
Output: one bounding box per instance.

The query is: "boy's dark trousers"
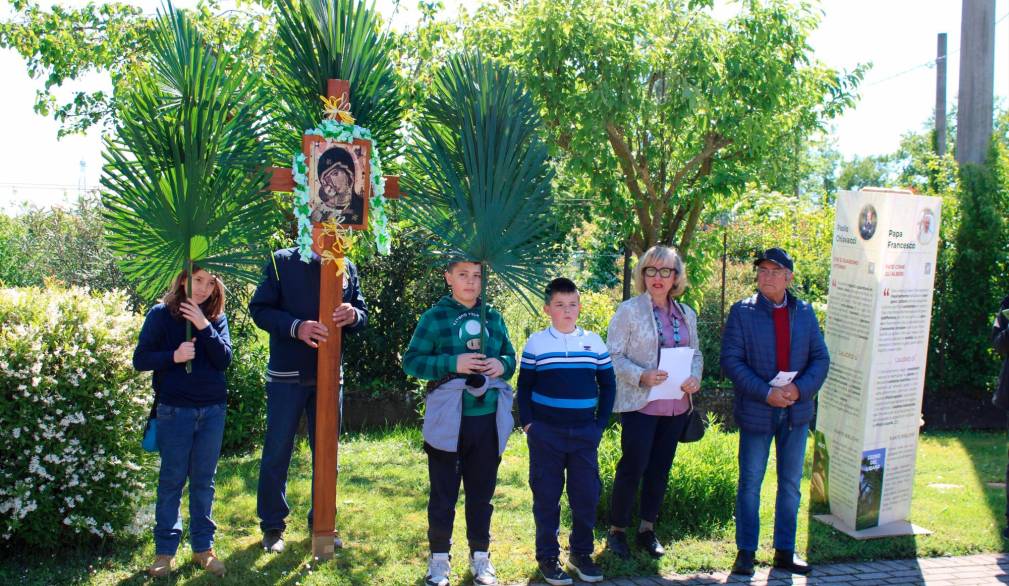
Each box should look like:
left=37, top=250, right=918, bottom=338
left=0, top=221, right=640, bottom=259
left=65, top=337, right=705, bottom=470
left=425, top=412, right=500, bottom=554
left=527, top=421, right=602, bottom=561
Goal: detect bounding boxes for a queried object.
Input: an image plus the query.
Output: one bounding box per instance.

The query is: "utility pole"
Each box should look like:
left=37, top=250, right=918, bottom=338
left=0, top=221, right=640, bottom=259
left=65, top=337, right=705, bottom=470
left=956, top=0, right=995, bottom=165
left=935, top=33, right=947, bottom=157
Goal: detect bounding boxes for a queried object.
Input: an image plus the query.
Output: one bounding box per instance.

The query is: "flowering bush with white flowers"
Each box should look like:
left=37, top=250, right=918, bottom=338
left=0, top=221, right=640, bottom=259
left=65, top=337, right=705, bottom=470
left=0, top=287, right=150, bottom=545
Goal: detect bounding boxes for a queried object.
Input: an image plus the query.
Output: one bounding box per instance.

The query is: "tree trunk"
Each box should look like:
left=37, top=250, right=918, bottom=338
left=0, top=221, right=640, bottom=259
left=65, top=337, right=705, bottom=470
left=622, top=245, right=633, bottom=301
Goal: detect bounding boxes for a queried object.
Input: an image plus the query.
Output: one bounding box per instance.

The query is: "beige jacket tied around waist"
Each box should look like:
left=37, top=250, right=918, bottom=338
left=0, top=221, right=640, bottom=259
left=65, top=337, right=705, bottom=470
left=606, top=293, right=704, bottom=413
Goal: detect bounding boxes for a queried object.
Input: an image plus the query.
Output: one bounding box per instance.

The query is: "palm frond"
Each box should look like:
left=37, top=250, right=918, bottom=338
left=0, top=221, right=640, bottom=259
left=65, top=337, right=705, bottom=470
left=101, top=4, right=278, bottom=300
left=402, top=52, right=559, bottom=310
left=270, top=0, right=403, bottom=162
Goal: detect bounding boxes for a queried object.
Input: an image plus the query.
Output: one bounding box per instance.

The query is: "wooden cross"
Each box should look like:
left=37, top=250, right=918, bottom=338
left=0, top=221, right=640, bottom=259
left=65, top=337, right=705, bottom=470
left=266, top=79, right=400, bottom=560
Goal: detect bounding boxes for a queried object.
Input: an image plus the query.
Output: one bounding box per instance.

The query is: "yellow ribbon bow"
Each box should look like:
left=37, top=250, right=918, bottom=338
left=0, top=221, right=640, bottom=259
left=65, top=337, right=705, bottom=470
left=318, top=218, right=353, bottom=277
left=321, top=94, right=356, bottom=125
left=320, top=250, right=347, bottom=278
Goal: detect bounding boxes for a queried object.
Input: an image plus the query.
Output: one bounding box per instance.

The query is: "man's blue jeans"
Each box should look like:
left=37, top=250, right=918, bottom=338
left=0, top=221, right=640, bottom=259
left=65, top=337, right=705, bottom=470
left=154, top=403, right=226, bottom=556
left=257, top=381, right=341, bottom=533
left=735, top=409, right=808, bottom=552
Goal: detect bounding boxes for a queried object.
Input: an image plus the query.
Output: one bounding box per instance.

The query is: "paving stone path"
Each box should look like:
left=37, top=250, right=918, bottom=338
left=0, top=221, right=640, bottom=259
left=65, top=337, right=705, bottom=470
left=506, top=553, right=1009, bottom=585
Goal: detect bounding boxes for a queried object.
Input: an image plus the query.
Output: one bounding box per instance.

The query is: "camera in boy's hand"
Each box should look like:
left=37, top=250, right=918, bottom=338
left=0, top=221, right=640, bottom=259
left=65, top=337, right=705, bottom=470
left=456, top=353, right=505, bottom=378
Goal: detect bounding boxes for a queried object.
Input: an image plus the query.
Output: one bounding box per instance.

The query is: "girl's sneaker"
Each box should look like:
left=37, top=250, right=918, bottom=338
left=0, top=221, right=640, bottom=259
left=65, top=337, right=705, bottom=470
left=470, top=551, right=497, bottom=585
left=192, top=549, right=226, bottom=576
left=425, top=553, right=451, bottom=586
left=147, top=554, right=175, bottom=578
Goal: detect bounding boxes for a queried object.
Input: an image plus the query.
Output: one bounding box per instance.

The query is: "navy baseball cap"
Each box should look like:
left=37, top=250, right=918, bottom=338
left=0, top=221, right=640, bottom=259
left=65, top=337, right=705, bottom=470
left=753, top=248, right=794, bottom=272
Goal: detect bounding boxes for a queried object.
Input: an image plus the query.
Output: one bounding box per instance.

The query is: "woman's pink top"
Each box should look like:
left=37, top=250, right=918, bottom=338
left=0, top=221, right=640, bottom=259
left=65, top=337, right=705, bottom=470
left=638, top=300, right=691, bottom=417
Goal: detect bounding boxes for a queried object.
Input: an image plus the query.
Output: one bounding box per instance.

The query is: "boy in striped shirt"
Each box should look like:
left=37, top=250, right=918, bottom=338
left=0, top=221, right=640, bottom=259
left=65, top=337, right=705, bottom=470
left=517, top=278, right=616, bottom=585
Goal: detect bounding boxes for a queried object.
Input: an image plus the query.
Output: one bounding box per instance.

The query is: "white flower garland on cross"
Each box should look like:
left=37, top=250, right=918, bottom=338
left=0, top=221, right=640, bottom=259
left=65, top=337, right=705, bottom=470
left=291, top=118, right=392, bottom=261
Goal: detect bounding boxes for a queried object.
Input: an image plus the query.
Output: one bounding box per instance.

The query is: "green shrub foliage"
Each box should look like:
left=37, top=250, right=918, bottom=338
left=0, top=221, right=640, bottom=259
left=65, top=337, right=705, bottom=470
left=0, top=287, right=149, bottom=544
left=221, top=288, right=269, bottom=453
left=343, top=232, right=446, bottom=398
left=597, top=419, right=737, bottom=534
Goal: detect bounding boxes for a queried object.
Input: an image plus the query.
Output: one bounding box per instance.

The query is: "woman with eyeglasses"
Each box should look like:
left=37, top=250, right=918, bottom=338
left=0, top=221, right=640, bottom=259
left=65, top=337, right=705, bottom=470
left=603, top=244, right=703, bottom=560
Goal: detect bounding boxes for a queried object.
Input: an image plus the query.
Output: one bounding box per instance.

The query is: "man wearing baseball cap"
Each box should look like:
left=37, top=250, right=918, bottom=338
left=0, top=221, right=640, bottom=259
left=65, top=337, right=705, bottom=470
left=721, top=248, right=830, bottom=576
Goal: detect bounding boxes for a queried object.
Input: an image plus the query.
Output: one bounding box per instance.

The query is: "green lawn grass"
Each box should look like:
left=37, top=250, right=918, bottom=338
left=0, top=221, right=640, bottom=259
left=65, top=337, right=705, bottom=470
left=2, top=428, right=1006, bottom=585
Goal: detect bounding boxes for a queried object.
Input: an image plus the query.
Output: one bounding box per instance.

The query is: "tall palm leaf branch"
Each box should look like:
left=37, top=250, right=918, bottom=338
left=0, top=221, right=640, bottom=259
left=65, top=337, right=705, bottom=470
left=270, top=0, right=403, bottom=162
left=101, top=5, right=277, bottom=302
left=402, top=53, right=558, bottom=349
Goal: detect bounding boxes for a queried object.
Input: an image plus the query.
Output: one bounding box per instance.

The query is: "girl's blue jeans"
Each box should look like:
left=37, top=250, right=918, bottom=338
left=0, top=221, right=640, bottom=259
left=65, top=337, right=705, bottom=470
left=153, top=403, right=226, bottom=556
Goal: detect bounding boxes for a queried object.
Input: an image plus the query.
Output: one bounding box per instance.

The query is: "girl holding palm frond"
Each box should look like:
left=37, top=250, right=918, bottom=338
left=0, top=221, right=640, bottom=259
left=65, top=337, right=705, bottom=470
left=133, top=267, right=231, bottom=577
left=101, top=4, right=278, bottom=576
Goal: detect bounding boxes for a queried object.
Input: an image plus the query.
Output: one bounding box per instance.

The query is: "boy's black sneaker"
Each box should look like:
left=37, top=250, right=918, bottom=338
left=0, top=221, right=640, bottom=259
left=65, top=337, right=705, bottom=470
left=635, top=529, right=665, bottom=558
left=605, top=530, right=631, bottom=560
left=567, top=553, right=604, bottom=583
left=537, top=558, right=572, bottom=586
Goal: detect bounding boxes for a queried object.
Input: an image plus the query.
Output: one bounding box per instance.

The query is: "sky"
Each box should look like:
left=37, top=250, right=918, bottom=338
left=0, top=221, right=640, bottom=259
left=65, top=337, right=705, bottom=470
left=0, top=0, right=1006, bottom=211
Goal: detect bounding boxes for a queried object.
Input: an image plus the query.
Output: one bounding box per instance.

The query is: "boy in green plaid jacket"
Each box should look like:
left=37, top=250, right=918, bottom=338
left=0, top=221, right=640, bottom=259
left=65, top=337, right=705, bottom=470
left=403, top=261, right=516, bottom=586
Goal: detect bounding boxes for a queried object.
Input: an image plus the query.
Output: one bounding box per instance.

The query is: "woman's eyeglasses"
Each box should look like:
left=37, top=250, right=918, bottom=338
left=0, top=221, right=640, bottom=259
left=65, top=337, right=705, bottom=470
left=643, top=266, right=678, bottom=278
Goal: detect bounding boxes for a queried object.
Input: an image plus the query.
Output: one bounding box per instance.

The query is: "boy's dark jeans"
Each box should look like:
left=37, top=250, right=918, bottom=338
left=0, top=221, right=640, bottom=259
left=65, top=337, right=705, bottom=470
left=426, top=413, right=500, bottom=554
left=527, top=421, right=602, bottom=560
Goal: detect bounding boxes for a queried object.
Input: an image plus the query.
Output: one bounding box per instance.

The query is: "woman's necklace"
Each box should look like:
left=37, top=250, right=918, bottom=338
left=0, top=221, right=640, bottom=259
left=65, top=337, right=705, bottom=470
left=653, top=304, right=681, bottom=347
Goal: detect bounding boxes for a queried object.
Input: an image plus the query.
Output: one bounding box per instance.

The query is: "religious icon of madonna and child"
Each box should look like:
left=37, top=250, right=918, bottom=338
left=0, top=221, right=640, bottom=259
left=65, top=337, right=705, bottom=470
left=309, top=140, right=371, bottom=228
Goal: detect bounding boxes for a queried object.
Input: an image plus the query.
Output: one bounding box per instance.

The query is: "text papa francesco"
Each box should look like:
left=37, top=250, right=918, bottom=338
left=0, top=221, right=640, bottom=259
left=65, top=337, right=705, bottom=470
left=887, top=230, right=916, bottom=250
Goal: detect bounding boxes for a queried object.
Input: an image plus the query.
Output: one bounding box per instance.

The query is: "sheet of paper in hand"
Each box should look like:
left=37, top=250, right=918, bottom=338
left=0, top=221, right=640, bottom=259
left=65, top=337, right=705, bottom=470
left=768, top=371, right=798, bottom=387
left=646, top=347, right=694, bottom=401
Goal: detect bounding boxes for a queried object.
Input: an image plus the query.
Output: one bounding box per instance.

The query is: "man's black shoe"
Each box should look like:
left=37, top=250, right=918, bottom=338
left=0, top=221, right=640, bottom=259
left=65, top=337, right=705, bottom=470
left=731, top=549, right=755, bottom=576
left=605, top=530, right=631, bottom=560
left=261, top=529, right=285, bottom=553
left=773, top=549, right=812, bottom=575
left=567, top=553, right=604, bottom=583
left=635, top=529, right=665, bottom=558
left=537, top=558, right=572, bottom=586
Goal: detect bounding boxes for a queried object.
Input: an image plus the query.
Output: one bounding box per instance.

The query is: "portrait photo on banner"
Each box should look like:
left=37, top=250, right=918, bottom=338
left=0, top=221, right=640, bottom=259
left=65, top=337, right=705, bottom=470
left=308, top=139, right=371, bottom=228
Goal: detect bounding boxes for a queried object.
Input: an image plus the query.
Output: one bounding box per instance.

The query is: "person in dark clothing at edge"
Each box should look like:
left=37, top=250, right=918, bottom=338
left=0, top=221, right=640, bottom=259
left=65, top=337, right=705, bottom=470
left=721, top=248, right=830, bottom=577
left=249, top=246, right=367, bottom=554
left=992, top=294, right=1009, bottom=540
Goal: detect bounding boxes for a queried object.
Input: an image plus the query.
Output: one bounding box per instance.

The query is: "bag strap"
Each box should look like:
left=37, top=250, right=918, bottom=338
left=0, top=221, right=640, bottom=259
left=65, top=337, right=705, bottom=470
left=148, top=373, right=161, bottom=419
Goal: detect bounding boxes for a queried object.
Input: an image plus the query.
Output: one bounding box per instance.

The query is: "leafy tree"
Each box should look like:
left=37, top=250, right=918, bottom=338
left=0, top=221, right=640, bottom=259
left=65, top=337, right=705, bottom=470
left=836, top=154, right=893, bottom=192
left=796, top=132, right=843, bottom=203
left=0, top=0, right=150, bottom=135
left=0, top=0, right=274, bottom=136
left=466, top=0, right=864, bottom=257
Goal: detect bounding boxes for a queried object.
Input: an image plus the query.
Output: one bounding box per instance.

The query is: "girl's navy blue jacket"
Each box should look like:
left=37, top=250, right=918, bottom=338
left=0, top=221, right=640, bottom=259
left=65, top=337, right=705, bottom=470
left=133, top=303, right=232, bottom=407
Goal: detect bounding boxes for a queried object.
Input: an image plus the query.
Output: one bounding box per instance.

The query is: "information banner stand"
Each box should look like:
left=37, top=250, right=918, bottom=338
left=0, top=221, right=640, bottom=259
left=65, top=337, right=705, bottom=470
left=811, top=188, right=941, bottom=539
